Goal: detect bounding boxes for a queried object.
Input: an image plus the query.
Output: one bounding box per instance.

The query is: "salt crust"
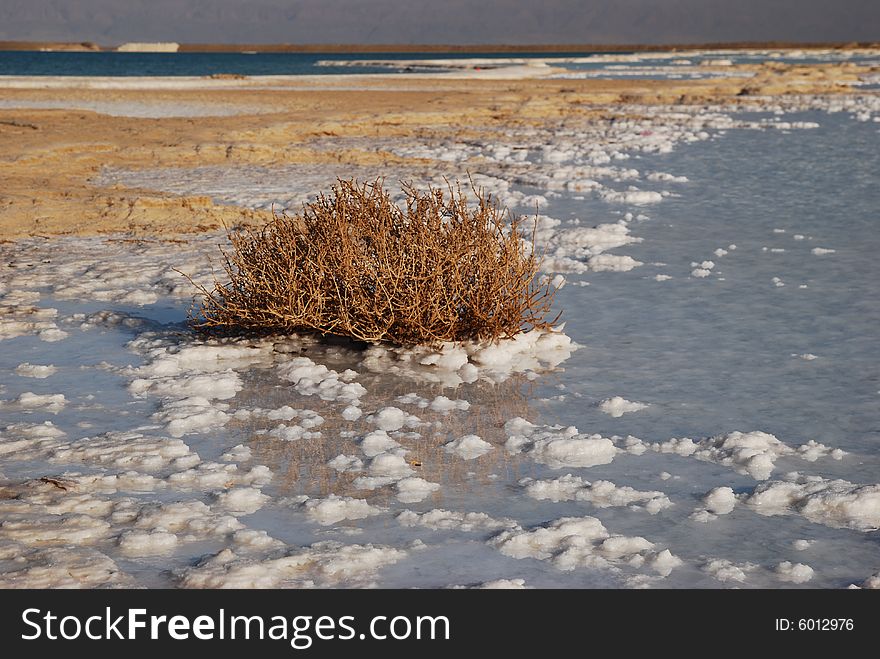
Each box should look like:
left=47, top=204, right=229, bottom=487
left=521, top=474, right=672, bottom=514
left=491, top=516, right=681, bottom=576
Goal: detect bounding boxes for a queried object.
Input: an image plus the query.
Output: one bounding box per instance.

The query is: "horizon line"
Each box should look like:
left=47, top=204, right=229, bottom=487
left=2, top=40, right=878, bottom=54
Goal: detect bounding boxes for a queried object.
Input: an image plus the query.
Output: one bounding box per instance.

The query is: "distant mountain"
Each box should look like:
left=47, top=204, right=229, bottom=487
left=0, top=0, right=877, bottom=45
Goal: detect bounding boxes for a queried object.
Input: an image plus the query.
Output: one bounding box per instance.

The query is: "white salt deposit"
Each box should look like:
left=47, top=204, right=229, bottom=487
left=600, top=188, right=664, bottom=205
left=444, top=435, right=494, bottom=460
left=394, top=477, right=441, bottom=503
left=702, top=559, right=754, bottom=584
left=521, top=474, right=672, bottom=514
left=276, top=357, right=366, bottom=403
left=178, top=541, right=407, bottom=588
left=352, top=453, right=415, bottom=490
left=327, top=454, right=364, bottom=473
left=214, top=488, right=269, bottom=515
left=652, top=430, right=798, bottom=480
left=117, top=530, right=179, bottom=556
left=14, top=363, right=57, bottom=378
left=429, top=395, right=470, bottom=412
left=491, top=516, right=681, bottom=576
left=366, top=406, right=422, bottom=432
left=397, top=509, right=517, bottom=532
left=341, top=405, right=362, bottom=421
left=359, top=429, right=401, bottom=457
left=220, top=444, right=252, bottom=462
left=744, top=474, right=880, bottom=531
left=50, top=431, right=198, bottom=472
left=2, top=392, right=67, bottom=414
left=690, top=487, right=737, bottom=522
left=504, top=417, right=618, bottom=469
left=796, top=440, right=845, bottom=461
left=775, top=561, right=814, bottom=583
left=361, top=327, right=574, bottom=387
left=856, top=573, right=880, bottom=589
left=599, top=396, right=648, bottom=417
left=302, top=495, right=385, bottom=526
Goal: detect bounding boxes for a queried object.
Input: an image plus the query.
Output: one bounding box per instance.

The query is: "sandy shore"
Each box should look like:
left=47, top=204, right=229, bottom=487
left=1, top=57, right=877, bottom=238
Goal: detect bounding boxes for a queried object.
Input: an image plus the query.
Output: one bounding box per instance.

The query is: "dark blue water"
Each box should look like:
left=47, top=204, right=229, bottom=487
left=0, top=50, right=608, bottom=77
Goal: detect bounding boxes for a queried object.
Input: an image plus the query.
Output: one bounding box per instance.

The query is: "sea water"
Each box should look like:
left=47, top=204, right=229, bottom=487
left=1, top=48, right=875, bottom=78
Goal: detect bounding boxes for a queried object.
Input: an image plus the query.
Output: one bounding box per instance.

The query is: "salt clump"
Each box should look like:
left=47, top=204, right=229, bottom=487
left=690, top=486, right=737, bottom=522
left=302, top=495, right=385, bottom=526
left=394, top=477, right=441, bottom=503
left=599, top=396, right=648, bottom=417
left=652, top=430, right=796, bottom=480
left=775, top=561, right=814, bottom=584
left=327, top=454, right=363, bottom=473
left=505, top=417, right=618, bottom=468
left=702, top=559, right=754, bottom=583
left=366, top=407, right=422, bottom=432
left=521, top=474, right=672, bottom=514
left=359, top=430, right=401, bottom=457
left=15, top=363, right=57, bottom=378
left=491, top=516, right=681, bottom=576
left=397, top=509, right=517, bottom=532
left=444, top=435, right=494, bottom=460
left=177, top=542, right=407, bottom=588
left=277, top=356, right=365, bottom=403
left=0, top=546, right=134, bottom=588
left=743, top=473, right=880, bottom=531
left=2, top=392, right=67, bottom=414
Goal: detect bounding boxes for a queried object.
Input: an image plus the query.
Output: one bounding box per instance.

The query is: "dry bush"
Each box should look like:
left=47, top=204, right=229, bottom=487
left=189, top=178, right=559, bottom=346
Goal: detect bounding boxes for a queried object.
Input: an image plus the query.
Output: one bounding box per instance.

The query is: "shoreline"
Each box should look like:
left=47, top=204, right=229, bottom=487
left=1, top=55, right=877, bottom=239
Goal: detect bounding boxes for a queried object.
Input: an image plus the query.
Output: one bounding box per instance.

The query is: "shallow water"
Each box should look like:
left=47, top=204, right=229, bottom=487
left=1, top=98, right=879, bottom=589
left=1, top=48, right=875, bottom=78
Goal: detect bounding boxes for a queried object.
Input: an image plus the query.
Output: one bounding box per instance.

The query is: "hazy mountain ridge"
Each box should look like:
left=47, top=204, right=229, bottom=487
left=0, top=0, right=877, bottom=45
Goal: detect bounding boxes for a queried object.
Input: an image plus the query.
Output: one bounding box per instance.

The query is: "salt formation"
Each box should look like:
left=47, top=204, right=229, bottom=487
left=397, top=509, right=518, bottom=533
left=690, top=487, right=737, bottom=522
left=444, top=435, right=494, bottom=459
left=651, top=431, right=841, bottom=480
left=177, top=542, right=407, bottom=588
left=702, top=559, right=755, bottom=584
left=775, top=561, right=814, bottom=584
left=504, top=418, right=618, bottom=468
left=360, top=326, right=575, bottom=386
left=598, top=396, right=649, bottom=417
left=521, top=474, right=672, bottom=514
left=301, top=495, right=385, bottom=526
left=14, top=363, right=57, bottom=378
left=744, top=474, right=880, bottom=531
left=491, top=516, right=681, bottom=576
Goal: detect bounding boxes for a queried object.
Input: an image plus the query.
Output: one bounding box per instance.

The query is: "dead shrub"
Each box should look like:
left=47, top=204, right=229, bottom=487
left=188, top=178, right=559, bottom=346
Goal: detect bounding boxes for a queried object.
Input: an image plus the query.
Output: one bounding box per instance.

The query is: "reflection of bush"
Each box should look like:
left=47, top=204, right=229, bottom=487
left=234, top=371, right=537, bottom=500
left=189, top=179, right=559, bottom=345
